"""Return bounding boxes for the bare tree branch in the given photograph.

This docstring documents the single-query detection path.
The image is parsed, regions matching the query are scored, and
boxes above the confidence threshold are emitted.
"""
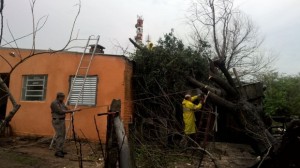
[6,21,22,58]
[1,15,48,47]
[0,0,82,132]
[189,0,274,78]
[29,0,36,55]
[0,54,12,69]
[111,39,131,56]
[0,0,4,45]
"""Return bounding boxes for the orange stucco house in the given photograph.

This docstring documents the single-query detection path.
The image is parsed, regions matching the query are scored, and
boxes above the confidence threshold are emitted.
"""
[0,47,133,141]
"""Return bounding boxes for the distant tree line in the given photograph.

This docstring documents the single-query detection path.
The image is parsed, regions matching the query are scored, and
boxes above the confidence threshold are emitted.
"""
[261,72,300,117]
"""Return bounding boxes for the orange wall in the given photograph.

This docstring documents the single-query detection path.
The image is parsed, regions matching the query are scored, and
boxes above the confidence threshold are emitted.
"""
[0,48,133,141]
[123,60,133,132]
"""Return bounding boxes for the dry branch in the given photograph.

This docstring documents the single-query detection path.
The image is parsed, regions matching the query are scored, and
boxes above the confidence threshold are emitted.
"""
[129,38,143,50]
[187,76,222,96]
[0,77,21,132]
[189,0,273,77]
[0,0,3,45]
[187,76,237,110]
[174,132,221,168]
[0,0,82,133]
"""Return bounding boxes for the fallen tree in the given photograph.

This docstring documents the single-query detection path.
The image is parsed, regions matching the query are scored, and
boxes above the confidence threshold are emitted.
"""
[129,31,210,143]
[129,35,300,167]
[186,0,284,162]
[188,58,277,155]
[186,56,300,167]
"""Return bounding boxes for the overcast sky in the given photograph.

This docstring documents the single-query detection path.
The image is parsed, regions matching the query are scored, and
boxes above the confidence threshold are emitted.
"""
[2,0,300,75]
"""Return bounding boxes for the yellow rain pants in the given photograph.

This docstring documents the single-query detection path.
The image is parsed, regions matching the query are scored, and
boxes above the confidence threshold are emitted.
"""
[182,96,202,135]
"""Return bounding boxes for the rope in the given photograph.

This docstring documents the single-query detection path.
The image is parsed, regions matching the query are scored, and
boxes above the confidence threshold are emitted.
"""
[79,88,201,111]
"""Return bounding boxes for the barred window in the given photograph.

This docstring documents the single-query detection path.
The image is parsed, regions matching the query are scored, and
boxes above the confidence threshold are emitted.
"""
[22,75,47,101]
[68,76,98,106]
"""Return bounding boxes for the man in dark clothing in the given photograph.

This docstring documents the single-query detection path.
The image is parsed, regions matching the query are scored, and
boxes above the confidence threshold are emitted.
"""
[50,92,80,158]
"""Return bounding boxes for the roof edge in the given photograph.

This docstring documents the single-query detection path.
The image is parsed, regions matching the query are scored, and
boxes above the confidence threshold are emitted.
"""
[0,47,132,62]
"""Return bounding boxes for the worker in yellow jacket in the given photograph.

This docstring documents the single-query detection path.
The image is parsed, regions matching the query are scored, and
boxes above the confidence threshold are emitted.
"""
[182,94,203,136]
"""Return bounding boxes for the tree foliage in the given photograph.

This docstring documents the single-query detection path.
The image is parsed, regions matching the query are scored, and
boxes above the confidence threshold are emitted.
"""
[262,72,300,116]
[130,31,210,139]
[132,31,210,94]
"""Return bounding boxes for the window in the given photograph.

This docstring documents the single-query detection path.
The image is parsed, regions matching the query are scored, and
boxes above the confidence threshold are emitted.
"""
[68,76,98,106]
[22,75,47,101]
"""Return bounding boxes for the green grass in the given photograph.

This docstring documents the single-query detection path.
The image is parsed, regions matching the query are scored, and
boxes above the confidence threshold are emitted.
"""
[0,150,42,166]
[14,154,40,165]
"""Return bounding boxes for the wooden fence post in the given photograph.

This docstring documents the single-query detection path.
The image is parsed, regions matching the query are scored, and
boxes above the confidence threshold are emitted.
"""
[104,99,133,168]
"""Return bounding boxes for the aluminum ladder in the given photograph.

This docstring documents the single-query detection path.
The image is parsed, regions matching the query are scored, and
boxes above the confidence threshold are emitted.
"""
[49,35,100,149]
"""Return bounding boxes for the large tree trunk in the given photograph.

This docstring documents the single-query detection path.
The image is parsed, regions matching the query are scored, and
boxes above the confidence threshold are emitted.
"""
[0,77,21,133]
[187,58,278,155]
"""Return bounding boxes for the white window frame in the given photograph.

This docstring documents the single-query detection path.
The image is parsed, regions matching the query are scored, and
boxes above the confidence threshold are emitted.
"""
[68,75,98,106]
[22,75,47,101]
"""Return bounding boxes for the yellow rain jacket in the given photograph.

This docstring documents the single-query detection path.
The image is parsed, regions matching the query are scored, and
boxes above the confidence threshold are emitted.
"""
[182,96,202,135]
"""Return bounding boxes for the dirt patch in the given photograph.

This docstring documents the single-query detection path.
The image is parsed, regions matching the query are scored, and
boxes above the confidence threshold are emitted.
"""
[0,137,104,168]
[0,150,44,168]
[1,137,259,168]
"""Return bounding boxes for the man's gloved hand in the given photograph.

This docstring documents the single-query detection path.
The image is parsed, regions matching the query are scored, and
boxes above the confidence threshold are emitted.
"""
[198,94,204,103]
[200,99,205,104]
[73,108,81,112]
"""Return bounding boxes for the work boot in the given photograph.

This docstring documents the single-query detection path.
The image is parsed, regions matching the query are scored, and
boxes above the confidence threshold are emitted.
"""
[55,151,64,158]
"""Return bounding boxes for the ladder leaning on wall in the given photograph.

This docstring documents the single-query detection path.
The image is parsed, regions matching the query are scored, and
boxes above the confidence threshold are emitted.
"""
[49,35,100,149]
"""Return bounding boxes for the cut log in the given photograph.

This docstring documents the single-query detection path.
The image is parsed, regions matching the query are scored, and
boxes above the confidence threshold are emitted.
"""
[187,76,222,96]
[129,38,143,50]
[189,68,278,155]
[213,59,236,88]
[209,75,239,98]
[206,91,237,111]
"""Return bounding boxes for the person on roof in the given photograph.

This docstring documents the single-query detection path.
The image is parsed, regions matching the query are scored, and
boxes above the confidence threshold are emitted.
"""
[182,94,204,137]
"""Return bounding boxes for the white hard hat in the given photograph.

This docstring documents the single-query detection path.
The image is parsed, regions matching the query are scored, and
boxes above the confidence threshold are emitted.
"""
[185,94,191,98]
